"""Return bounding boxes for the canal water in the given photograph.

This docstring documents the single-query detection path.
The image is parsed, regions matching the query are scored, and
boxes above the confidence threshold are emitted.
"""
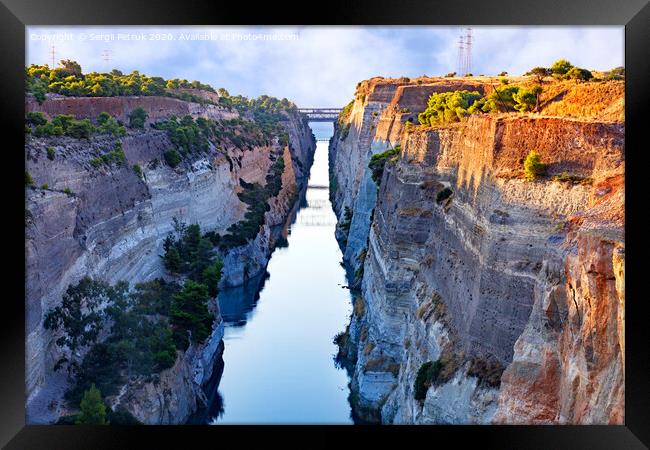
[210,123,354,424]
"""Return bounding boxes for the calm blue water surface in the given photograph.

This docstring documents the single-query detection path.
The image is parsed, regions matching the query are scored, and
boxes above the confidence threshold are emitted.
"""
[211,123,354,424]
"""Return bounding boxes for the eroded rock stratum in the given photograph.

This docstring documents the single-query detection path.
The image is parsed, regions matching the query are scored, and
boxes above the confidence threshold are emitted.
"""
[25,93,315,424]
[329,75,624,424]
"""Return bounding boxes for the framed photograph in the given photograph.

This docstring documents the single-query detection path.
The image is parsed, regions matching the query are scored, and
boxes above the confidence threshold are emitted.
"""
[1,0,648,447]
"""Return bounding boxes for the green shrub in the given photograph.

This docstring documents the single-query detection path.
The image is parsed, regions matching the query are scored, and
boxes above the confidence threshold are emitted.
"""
[566,66,593,82]
[47,147,56,160]
[63,187,73,195]
[25,171,33,187]
[479,85,519,113]
[133,163,142,178]
[164,149,182,168]
[513,85,542,112]
[75,384,108,425]
[170,280,214,349]
[550,59,573,76]
[41,183,49,190]
[97,112,126,136]
[26,111,47,126]
[220,155,286,248]
[604,66,625,80]
[418,91,483,126]
[340,123,351,141]
[368,146,400,184]
[66,119,94,139]
[92,143,126,167]
[414,360,443,401]
[128,107,148,129]
[523,151,546,181]
[34,122,63,137]
[202,260,224,297]
[525,66,551,83]
[339,206,354,233]
[338,100,354,125]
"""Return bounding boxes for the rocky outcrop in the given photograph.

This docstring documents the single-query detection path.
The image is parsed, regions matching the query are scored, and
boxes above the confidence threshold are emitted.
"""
[330,76,624,424]
[108,311,225,424]
[25,95,315,423]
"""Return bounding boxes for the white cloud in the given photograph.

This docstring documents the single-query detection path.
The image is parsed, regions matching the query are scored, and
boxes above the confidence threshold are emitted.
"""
[26,26,624,107]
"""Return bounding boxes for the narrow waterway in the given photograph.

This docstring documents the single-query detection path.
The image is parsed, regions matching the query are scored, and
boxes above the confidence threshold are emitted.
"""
[209,123,354,424]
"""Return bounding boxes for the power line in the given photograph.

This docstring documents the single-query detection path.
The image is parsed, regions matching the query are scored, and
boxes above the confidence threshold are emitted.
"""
[456,27,474,76]
[49,46,57,68]
[465,27,473,75]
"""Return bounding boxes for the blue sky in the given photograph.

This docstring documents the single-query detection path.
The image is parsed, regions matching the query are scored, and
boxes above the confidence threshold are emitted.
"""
[26,26,624,107]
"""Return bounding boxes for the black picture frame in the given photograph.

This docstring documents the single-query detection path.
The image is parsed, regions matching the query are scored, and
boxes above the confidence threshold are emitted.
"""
[1,0,648,448]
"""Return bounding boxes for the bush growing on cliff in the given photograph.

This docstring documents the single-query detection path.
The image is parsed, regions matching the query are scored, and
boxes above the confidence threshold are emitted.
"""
[66,118,94,139]
[512,85,542,112]
[202,260,225,297]
[128,107,148,129]
[339,206,354,233]
[90,143,126,168]
[97,112,126,136]
[25,171,33,187]
[414,360,443,401]
[44,277,116,375]
[170,280,214,349]
[605,66,625,80]
[523,151,546,181]
[163,148,182,168]
[219,155,286,249]
[162,220,225,295]
[47,277,185,406]
[338,100,354,125]
[25,111,47,126]
[340,123,351,141]
[479,85,519,113]
[368,146,400,184]
[566,66,594,82]
[417,91,483,126]
[76,384,108,425]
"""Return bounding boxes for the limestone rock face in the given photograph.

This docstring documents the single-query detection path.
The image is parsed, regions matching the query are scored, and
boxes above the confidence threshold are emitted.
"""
[330,76,624,424]
[25,96,315,423]
[109,313,226,425]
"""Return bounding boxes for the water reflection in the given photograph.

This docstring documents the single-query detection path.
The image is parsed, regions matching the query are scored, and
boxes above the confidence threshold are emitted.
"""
[201,127,354,424]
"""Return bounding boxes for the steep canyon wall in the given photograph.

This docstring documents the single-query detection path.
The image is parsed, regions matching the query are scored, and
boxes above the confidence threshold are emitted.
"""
[330,76,624,424]
[25,94,315,423]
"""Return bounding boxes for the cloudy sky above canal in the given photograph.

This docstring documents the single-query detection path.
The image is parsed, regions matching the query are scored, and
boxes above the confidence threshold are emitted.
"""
[27,26,624,108]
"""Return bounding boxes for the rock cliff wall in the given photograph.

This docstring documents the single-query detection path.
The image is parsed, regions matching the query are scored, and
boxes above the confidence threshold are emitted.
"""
[25,95,315,423]
[330,76,624,424]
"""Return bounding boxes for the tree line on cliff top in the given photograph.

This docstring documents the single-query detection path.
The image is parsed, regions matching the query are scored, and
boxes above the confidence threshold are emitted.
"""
[416,59,623,128]
[25,59,299,119]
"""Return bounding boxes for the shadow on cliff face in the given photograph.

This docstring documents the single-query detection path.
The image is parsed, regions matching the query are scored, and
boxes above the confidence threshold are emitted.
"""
[186,350,225,424]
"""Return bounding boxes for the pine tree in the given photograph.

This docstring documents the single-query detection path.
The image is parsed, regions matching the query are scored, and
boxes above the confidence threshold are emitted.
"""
[170,280,213,348]
[76,384,108,425]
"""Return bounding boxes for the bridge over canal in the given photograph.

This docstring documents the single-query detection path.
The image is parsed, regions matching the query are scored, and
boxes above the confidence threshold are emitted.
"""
[298,108,342,122]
